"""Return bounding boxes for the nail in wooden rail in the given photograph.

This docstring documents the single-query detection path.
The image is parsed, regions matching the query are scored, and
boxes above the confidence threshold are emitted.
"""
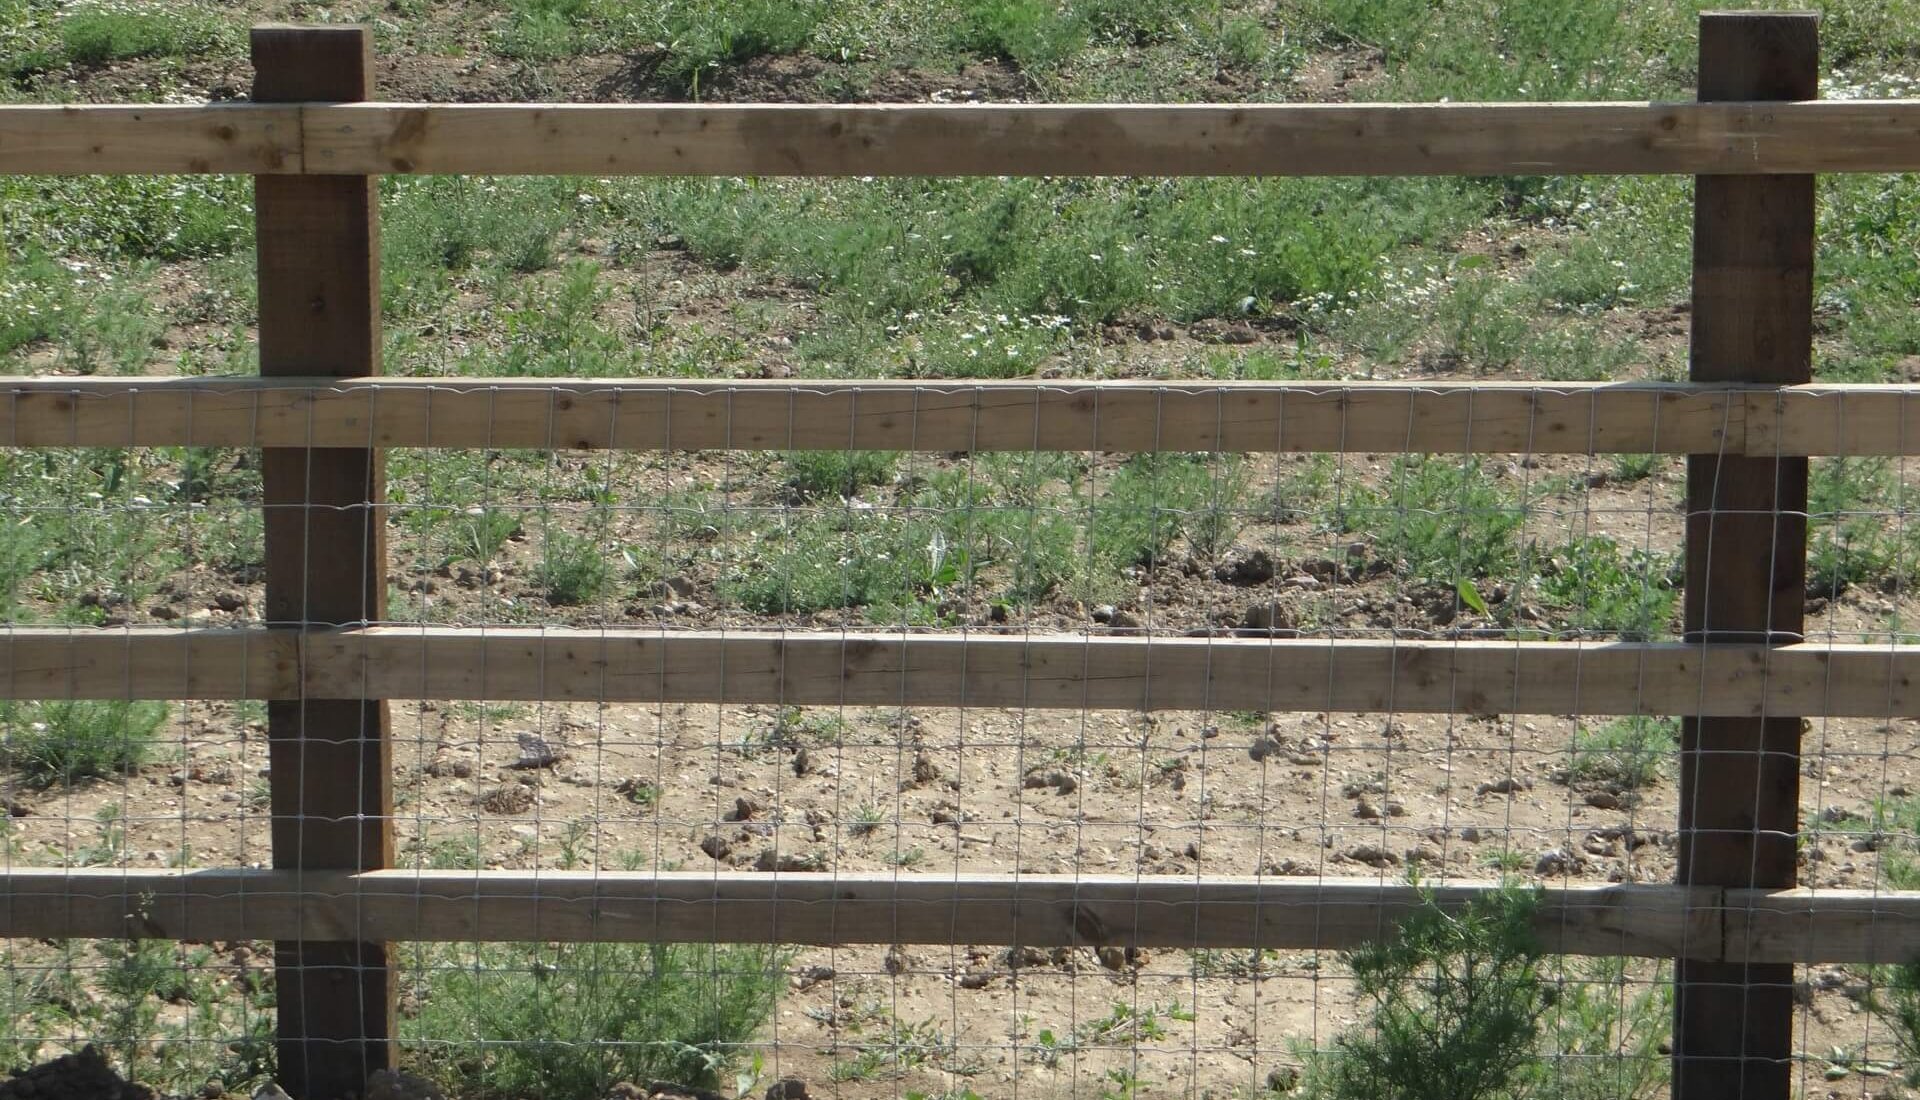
[1676,12,1816,1100]
[252,24,396,1100]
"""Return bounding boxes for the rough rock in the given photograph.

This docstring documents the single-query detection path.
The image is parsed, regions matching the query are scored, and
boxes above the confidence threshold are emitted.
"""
[510,731,567,769]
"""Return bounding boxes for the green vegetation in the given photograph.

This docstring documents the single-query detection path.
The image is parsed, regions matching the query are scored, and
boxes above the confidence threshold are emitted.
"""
[1,3,1915,1091]
[1565,716,1678,794]
[2,936,274,1093]
[1031,1000,1193,1068]
[1,700,168,786]
[1303,885,1549,1100]
[1809,457,1912,598]
[405,942,787,1097]
[58,1,230,65]
[536,527,613,606]
[830,1016,954,1081]
[1345,458,1526,587]
[1535,538,1678,641]
[1301,886,1672,1100]
[784,450,899,500]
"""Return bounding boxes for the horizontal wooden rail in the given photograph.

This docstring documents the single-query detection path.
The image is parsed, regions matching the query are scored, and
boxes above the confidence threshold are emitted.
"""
[9,627,1920,717]
[0,869,1910,964]
[0,104,302,175]
[5,101,1920,177]
[8,376,1911,456]
[1,376,1753,453]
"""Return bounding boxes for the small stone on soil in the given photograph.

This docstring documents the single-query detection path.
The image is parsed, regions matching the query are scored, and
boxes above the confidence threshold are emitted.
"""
[1346,845,1401,867]
[510,731,567,769]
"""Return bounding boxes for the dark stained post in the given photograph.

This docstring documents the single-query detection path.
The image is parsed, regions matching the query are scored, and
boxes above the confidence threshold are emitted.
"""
[252,24,396,1100]
[1677,11,1817,1100]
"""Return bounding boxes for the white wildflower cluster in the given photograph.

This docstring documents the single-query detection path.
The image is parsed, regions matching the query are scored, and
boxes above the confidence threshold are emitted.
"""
[1375,261,1448,309]
[919,309,1071,372]
[0,259,68,336]
[1821,70,1920,101]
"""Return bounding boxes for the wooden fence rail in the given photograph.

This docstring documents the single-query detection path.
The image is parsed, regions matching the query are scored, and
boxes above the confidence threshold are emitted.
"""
[5,870,1916,967]
[7,99,1920,177]
[4,376,1920,454]
[4,628,1920,718]
[0,11,1909,1100]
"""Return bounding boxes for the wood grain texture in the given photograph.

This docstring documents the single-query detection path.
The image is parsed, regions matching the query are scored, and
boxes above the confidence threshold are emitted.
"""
[4,100,1916,178]
[11,628,1920,719]
[0,869,1717,959]
[299,630,1920,717]
[23,376,1920,455]
[0,377,1746,454]
[0,627,296,698]
[6,871,1917,964]
[252,24,394,1099]
[0,104,301,174]
[1677,14,1818,1100]
[301,101,1920,177]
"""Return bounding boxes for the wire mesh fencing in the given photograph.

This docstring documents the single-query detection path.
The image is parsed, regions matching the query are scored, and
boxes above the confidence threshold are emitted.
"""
[6,10,1920,1100]
[1,379,1918,1100]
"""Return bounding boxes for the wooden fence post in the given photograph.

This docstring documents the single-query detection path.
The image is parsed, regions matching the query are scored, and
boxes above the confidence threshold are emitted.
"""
[1677,11,1817,1100]
[252,24,396,1100]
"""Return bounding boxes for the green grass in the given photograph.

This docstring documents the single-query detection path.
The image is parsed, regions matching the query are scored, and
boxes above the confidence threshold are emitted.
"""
[657,0,828,92]
[1535,957,1671,1100]
[536,527,613,606]
[405,941,788,1098]
[1565,716,1678,793]
[58,1,231,65]
[1343,457,1527,587]
[1809,457,1911,597]
[720,452,1086,616]
[1535,538,1678,641]
[1,700,169,786]
[784,450,899,500]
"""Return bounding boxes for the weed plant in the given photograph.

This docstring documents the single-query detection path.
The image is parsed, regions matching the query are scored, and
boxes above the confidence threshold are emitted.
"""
[0,700,167,787]
[1302,884,1549,1100]
[405,942,788,1096]
[1565,716,1677,794]
[1535,538,1678,641]
[1343,457,1526,588]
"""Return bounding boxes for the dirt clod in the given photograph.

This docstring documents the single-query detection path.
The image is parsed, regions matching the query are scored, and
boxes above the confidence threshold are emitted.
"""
[479,783,535,814]
[1241,601,1292,631]
[791,964,835,990]
[1346,844,1402,867]
[1215,548,1277,585]
[753,849,825,872]
[367,1069,448,1100]
[763,1079,811,1100]
[0,1046,156,1100]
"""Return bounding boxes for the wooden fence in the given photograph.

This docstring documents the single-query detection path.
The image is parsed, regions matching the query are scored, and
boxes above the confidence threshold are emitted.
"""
[1,11,1916,1100]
